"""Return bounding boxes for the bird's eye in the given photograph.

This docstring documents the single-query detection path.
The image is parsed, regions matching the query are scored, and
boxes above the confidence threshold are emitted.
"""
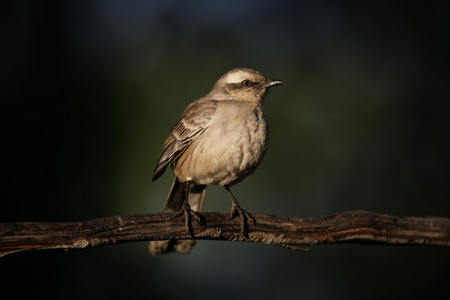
[242,80,251,87]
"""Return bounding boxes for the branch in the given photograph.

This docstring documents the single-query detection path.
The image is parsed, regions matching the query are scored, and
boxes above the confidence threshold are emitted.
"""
[1,210,449,257]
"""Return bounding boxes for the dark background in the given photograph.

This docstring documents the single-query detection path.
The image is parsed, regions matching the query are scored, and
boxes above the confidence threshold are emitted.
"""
[1,0,449,299]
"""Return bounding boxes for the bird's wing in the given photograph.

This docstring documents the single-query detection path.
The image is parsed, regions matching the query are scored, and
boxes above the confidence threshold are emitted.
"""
[152,99,217,181]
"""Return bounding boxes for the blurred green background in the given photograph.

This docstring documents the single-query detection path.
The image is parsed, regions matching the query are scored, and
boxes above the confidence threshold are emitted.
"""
[1,0,449,299]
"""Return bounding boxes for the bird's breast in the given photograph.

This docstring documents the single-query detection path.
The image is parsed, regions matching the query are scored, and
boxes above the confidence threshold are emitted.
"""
[173,103,268,186]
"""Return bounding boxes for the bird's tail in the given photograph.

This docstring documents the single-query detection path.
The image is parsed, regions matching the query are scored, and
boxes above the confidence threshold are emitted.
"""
[149,177,206,256]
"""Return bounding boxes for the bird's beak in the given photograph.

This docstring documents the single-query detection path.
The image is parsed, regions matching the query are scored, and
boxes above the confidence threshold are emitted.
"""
[261,79,284,89]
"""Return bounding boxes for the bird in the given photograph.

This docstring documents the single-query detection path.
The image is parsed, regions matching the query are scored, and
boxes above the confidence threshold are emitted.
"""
[149,68,284,255]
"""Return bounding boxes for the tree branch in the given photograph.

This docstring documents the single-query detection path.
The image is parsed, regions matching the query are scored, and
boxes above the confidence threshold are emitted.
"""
[1,210,449,257]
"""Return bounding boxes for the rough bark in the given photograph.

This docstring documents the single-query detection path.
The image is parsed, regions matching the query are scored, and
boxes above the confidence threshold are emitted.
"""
[1,210,449,257]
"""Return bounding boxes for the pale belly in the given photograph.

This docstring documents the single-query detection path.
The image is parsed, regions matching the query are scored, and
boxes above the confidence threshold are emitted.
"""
[173,107,268,186]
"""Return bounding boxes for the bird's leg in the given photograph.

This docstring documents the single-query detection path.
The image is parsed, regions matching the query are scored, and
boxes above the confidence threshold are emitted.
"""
[173,181,203,236]
[225,185,257,235]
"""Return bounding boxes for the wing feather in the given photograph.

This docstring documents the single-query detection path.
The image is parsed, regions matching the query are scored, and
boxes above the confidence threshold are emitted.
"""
[152,99,217,181]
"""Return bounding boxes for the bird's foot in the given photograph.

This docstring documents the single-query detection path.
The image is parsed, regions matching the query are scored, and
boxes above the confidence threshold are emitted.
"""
[230,203,257,236]
[174,200,204,236]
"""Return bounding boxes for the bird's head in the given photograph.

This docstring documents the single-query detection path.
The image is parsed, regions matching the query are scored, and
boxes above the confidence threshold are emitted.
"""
[211,68,284,102]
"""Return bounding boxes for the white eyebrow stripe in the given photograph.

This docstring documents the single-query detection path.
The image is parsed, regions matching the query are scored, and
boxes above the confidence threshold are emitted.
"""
[225,72,247,84]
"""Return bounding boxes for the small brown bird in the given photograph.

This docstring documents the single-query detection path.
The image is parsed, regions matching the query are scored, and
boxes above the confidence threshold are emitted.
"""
[149,68,284,255]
